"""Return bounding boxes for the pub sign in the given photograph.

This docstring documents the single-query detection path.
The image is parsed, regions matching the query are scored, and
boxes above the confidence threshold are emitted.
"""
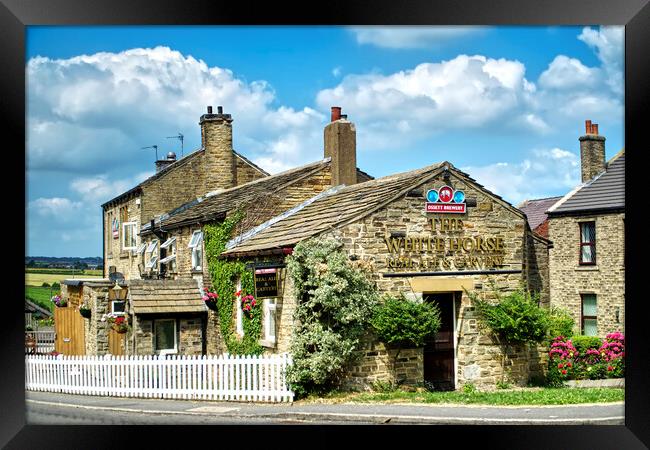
[254,268,279,298]
[426,185,466,213]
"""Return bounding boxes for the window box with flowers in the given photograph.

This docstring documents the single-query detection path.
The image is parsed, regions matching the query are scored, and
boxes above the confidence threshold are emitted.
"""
[51,295,67,308]
[203,290,219,311]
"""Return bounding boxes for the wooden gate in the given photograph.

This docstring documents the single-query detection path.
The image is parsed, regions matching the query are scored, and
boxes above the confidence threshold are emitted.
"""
[108,328,126,355]
[54,307,86,355]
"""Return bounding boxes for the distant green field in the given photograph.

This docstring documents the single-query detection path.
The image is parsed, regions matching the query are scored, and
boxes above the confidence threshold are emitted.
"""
[25,285,57,313]
[25,271,103,286]
[25,268,103,276]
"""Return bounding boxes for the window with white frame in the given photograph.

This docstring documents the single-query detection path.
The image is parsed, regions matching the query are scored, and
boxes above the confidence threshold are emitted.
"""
[122,222,138,250]
[235,277,243,336]
[136,242,147,255]
[154,319,177,354]
[111,300,126,315]
[160,237,177,272]
[145,240,159,271]
[188,230,203,271]
[263,298,277,343]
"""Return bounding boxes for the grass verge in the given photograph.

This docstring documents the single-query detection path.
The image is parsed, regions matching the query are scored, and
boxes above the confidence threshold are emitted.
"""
[299,387,624,406]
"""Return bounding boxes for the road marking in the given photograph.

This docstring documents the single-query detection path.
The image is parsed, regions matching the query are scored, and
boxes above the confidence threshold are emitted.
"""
[186,406,239,413]
[26,400,623,424]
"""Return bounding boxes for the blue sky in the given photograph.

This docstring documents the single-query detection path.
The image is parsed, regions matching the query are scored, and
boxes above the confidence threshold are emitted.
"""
[25,26,624,257]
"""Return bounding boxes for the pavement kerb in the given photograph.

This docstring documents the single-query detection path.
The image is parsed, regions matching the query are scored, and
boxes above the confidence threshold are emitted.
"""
[26,399,624,425]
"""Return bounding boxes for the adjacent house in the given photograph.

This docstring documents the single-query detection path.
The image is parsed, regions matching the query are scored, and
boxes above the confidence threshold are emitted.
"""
[546,122,625,337]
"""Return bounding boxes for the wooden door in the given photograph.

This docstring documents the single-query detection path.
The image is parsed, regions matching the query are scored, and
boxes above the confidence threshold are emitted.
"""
[108,328,126,355]
[423,293,455,390]
[54,307,86,355]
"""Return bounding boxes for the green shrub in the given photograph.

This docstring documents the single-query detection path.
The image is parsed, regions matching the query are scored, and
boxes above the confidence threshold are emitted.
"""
[51,282,61,289]
[371,294,441,348]
[372,380,398,393]
[546,307,575,341]
[496,380,512,390]
[41,282,50,287]
[469,287,548,345]
[285,238,379,397]
[571,335,602,356]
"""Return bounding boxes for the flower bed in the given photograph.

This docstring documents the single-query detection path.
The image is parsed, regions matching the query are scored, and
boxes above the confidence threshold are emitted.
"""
[51,295,67,308]
[547,332,624,386]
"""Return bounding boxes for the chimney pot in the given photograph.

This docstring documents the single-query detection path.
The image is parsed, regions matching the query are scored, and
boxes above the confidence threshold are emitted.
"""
[579,120,606,182]
[207,106,213,114]
[331,106,342,122]
[341,114,348,120]
[593,123,599,135]
[217,106,223,114]
[585,120,592,134]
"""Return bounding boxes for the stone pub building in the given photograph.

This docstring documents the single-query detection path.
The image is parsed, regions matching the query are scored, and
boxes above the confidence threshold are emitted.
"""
[57,107,623,391]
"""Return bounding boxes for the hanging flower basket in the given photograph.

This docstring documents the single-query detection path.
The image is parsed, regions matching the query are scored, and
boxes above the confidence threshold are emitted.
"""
[237,291,257,319]
[79,304,92,318]
[202,290,219,311]
[107,315,129,333]
[51,295,67,308]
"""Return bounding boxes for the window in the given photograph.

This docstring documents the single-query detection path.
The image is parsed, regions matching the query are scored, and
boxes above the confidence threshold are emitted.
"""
[122,222,138,250]
[581,294,598,336]
[579,221,596,264]
[154,319,177,354]
[111,300,126,315]
[145,255,158,270]
[188,230,203,271]
[146,239,159,254]
[136,242,147,254]
[235,278,243,336]
[160,237,177,272]
[264,298,277,343]
[106,211,114,242]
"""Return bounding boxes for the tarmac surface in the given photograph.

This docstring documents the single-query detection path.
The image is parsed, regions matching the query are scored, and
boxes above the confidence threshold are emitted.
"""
[25,391,625,425]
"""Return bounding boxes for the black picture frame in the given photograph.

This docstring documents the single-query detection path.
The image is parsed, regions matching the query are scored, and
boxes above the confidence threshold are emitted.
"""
[5,0,648,447]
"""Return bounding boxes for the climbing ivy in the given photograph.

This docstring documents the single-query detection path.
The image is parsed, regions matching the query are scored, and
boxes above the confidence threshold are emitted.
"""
[203,211,263,355]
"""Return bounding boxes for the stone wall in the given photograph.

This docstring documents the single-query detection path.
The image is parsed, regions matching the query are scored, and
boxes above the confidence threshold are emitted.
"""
[548,212,625,336]
[236,156,267,185]
[526,232,551,308]
[104,196,145,280]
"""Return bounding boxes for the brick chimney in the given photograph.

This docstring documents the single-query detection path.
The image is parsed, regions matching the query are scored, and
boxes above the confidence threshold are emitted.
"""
[579,120,606,183]
[200,105,237,191]
[324,106,357,186]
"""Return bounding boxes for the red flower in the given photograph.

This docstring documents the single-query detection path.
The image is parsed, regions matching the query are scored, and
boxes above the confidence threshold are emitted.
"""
[566,362,572,368]
[557,363,563,369]
[235,290,242,297]
[607,366,614,371]
[561,370,567,375]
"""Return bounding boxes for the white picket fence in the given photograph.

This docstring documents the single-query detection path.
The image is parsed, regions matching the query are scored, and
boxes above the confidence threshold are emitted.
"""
[25,353,294,403]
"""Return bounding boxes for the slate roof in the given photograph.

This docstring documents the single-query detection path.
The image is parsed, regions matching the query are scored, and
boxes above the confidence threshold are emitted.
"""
[518,197,563,230]
[141,158,334,233]
[222,161,525,256]
[101,149,269,208]
[128,279,206,314]
[547,151,625,216]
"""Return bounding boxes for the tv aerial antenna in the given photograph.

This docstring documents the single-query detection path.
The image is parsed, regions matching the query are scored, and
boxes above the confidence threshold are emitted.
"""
[141,145,159,161]
[166,133,184,157]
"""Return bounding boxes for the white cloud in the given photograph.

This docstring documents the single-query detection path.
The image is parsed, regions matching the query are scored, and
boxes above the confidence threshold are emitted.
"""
[350,26,487,49]
[461,148,580,205]
[332,66,342,78]
[28,197,83,221]
[316,55,536,149]
[27,46,324,175]
[538,55,600,90]
[578,26,624,95]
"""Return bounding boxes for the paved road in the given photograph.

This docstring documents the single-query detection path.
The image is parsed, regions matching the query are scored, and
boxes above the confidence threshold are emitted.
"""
[25,391,624,425]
